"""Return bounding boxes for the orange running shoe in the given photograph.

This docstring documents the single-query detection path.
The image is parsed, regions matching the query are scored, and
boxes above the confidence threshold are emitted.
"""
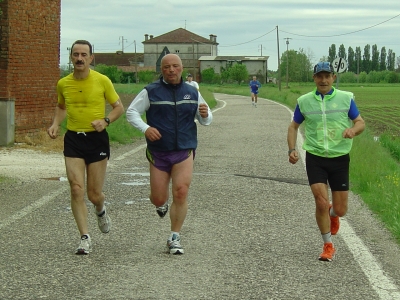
[329,204,340,235]
[318,242,336,261]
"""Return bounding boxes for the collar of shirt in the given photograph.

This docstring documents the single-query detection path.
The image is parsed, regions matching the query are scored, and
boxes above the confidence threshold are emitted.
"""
[316,88,333,99]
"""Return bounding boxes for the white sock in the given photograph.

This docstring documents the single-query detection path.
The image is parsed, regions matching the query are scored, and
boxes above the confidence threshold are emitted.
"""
[322,232,332,243]
[81,234,90,240]
[97,207,105,216]
[330,207,337,217]
[170,232,180,240]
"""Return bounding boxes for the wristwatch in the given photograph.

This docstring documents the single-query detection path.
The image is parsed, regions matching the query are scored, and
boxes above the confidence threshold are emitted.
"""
[288,149,296,155]
[104,117,110,126]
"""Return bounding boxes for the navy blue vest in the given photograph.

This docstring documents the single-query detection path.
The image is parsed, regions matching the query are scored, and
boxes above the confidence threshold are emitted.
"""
[145,78,199,151]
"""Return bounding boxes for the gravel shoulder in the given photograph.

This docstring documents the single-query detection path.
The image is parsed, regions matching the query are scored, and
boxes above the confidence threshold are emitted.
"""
[0,147,66,182]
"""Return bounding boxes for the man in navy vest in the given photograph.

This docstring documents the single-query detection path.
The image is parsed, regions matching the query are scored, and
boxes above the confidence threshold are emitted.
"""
[126,54,212,254]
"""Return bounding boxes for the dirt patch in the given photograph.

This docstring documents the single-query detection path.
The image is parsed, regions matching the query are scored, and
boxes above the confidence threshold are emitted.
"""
[106,93,136,113]
[119,93,136,108]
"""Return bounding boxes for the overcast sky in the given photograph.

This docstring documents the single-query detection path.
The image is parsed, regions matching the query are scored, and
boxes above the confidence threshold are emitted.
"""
[60,1,400,71]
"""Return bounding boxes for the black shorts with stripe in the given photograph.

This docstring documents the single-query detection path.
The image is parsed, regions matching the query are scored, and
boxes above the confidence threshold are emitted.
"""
[64,130,110,165]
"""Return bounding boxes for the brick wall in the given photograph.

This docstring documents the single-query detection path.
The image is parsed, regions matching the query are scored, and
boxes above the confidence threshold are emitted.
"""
[0,0,61,141]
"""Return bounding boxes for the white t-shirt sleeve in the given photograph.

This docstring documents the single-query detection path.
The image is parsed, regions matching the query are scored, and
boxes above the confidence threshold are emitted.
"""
[196,92,212,125]
[126,89,151,133]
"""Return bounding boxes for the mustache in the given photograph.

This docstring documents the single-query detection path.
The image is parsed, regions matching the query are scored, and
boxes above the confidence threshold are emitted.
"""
[76,61,84,65]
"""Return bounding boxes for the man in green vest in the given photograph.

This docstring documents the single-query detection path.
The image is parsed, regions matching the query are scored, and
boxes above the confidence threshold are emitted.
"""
[287,62,365,262]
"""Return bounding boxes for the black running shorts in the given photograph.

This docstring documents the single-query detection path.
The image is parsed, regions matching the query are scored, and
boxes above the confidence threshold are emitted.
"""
[64,130,110,164]
[305,152,350,191]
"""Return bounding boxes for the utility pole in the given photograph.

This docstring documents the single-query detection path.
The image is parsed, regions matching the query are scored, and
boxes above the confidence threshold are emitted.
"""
[285,38,292,88]
[357,52,360,83]
[119,36,127,52]
[67,47,72,73]
[92,44,95,68]
[134,40,138,83]
[276,26,281,91]
[192,40,195,80]
[259,44,263,56]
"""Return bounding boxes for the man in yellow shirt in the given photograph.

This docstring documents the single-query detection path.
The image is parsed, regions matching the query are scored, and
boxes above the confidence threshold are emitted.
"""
[47,40,124,254]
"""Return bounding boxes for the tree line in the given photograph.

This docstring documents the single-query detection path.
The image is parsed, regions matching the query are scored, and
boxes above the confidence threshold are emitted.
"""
[59,42,400,85]
[279,44,400,83]
[328,44,397,73]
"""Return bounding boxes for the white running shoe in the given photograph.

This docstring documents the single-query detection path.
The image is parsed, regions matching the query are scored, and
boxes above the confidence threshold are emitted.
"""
[75,235,92,255]
[156,203,169,218]
[96,207,111,233]
[167,233,184,255]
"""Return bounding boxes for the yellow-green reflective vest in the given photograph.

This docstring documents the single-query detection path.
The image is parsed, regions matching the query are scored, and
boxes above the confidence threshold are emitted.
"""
[298,87,353,158]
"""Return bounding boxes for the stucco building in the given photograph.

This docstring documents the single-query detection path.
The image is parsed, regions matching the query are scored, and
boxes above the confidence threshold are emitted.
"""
[142,28,218,80]
[198,56,269,84]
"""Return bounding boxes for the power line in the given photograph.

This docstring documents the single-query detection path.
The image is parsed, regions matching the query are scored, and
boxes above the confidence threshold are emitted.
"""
[280,13,400,38]
[219,27,276,47]
[218,13,400,49]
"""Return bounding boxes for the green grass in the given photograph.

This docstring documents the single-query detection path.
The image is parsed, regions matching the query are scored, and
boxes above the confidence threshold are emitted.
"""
[107,114,145,144]
[204,82,400,243]
[0,176,13,183]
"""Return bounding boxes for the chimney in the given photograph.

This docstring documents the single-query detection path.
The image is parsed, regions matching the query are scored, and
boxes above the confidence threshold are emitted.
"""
[210,34,217,43]
[150,35,154,39]
[145,34,149,41]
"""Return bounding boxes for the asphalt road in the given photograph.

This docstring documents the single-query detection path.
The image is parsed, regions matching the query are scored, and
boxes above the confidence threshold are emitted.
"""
[1,93,400,300]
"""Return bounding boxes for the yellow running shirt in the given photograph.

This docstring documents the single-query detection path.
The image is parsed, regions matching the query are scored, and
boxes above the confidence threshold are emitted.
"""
[57,70,119,132]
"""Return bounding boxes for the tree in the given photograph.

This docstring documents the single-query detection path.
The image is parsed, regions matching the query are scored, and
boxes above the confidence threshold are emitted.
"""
[138,70,156,84]
[94,64,123,83]
[201,67,216,84]
[320,55,329,63]
[380,47,387,71]
[371,44,379,71]
[229,63,248,84]
[328,44,336,63]
[280,50,294,83]
[297,48,313,82]
[304,48,315,82]
[59,65,70,78]
[385,71,399,83]
[355,47,362,74]
[339,71,357,83]
[387,49,396,71]
[220,67,230,83]
[366,71,380,83]
[396,56,400,72]
[362,44,371,73]
[338,44,347,61]
[358,71,367,83]
[348,47,355,73]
